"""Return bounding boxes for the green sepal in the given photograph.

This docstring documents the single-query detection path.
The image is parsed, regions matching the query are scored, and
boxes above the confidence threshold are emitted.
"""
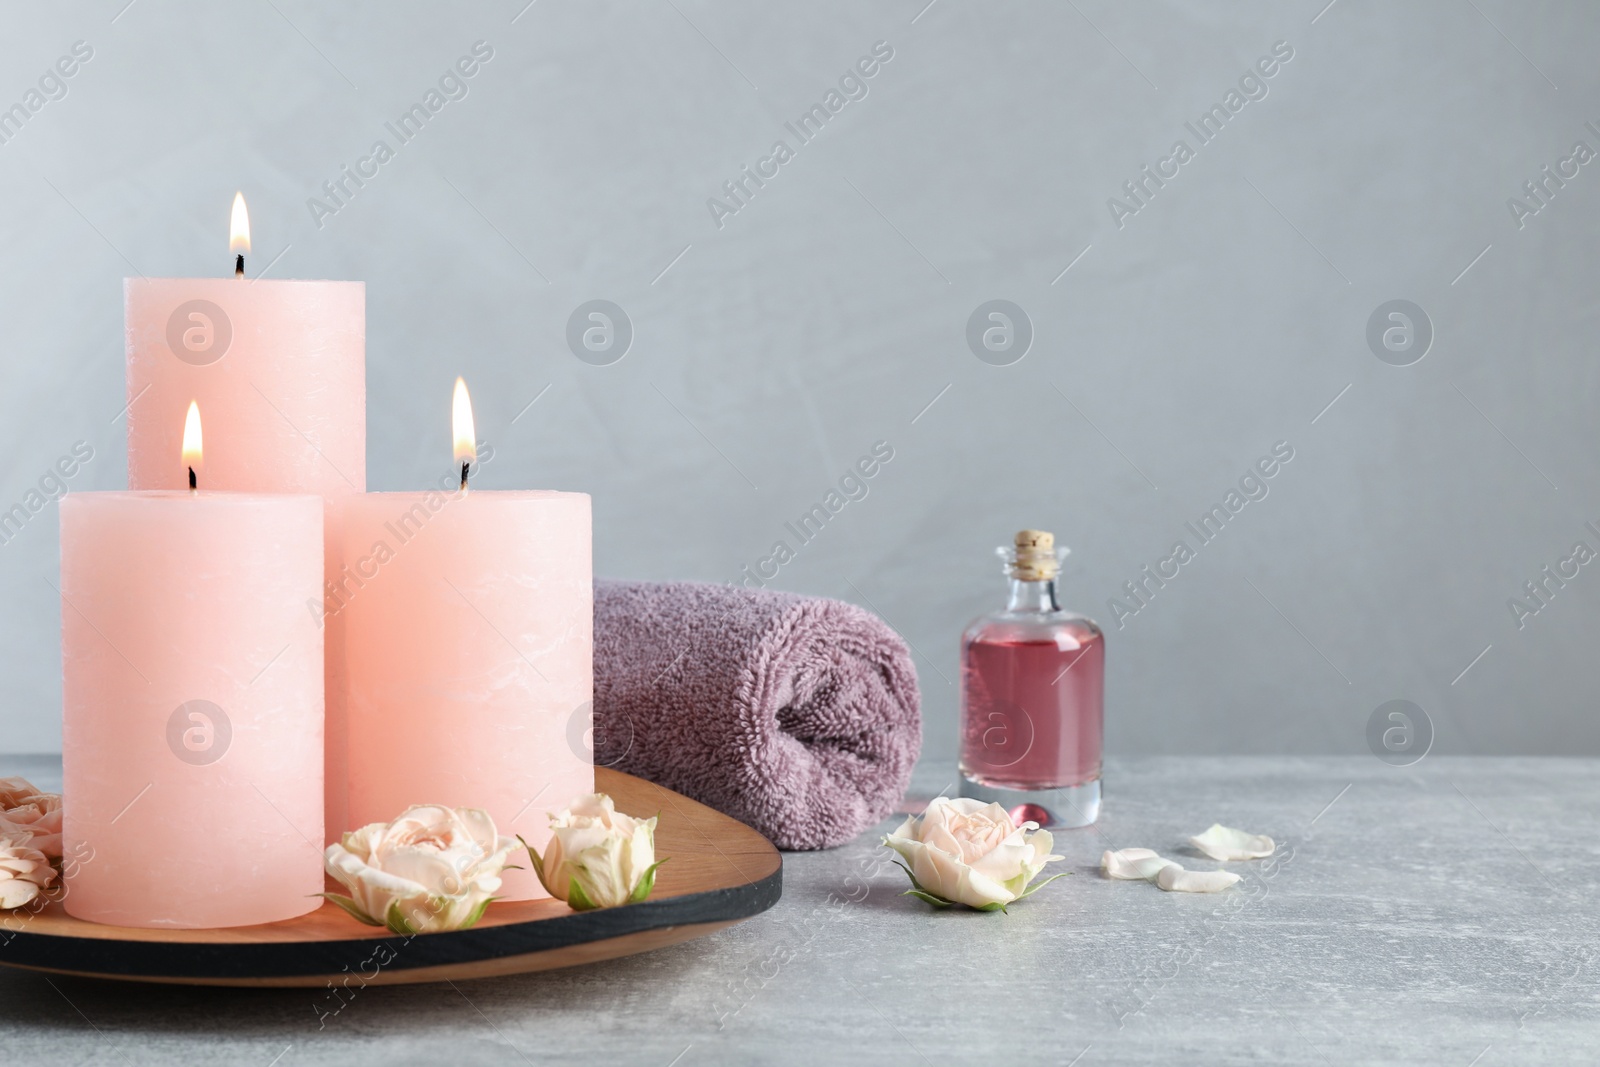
[889,857,1027,913]
[1011,872,1070,901]
[518,834,555,898]
[565,876,599,912]
[890,860,958,909]
[385,900,421,936]
[629,858,668,904]
[458,896,496,930]
[316,893,381,927]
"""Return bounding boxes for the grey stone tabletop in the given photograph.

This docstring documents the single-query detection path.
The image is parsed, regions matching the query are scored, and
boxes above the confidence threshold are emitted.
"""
[3,754,1596,1066]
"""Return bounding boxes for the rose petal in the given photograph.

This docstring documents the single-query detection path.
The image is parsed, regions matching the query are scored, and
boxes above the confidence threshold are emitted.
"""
[0,877,41,909]
[0,778,44,810]
[341,823,385,860]
[382,846,468,896]
[539,795,663,909]
[1189,824,1274,862]
[323,805,515,930]
[624,821,655,888]
[940,797,993,819]
[562,793,615,823]
[907,838,961,901]
[454,808,500,853]
[947,858,1016,909]
[551,816,615,859]
[572,837,631,907]
[1101,848,1178,881]
[886,813,919,843]
[381,805,466,854]
[905,836,1014,907]
[0,839,53,886]
[967,826,1036,883]
[1155,865,1241,893]
[26,834,62,861]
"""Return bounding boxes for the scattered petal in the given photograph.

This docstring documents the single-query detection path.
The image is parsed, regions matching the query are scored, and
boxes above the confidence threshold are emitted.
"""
[1189,824,1274,861]
[1101,848,1178,881]
[1155,865,1241,893]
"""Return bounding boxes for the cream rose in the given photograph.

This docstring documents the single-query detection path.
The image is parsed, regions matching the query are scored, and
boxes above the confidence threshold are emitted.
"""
[0,833,56,910]
[525,793,663,910]
[323,805,517,934]
[883,796,1064,911]
[0,777,62,861]
[0,777,43,808]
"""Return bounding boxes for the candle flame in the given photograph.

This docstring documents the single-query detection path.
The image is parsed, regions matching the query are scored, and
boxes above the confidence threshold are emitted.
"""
[452,377,476,470]
[182,401,203,470]
[229,192,250,255]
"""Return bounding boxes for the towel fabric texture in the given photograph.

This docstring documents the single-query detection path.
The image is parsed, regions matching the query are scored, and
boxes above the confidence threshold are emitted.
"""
[592,580,922,850]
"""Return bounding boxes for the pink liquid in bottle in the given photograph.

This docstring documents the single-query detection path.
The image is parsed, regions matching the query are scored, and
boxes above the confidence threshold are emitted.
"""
[959,531,1104,828]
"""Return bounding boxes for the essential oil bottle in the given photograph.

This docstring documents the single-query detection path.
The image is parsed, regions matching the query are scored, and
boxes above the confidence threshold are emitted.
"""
[959,529,1104,828]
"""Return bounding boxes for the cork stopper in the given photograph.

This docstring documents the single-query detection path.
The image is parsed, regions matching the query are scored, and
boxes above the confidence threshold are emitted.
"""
[1011,529,1059,581]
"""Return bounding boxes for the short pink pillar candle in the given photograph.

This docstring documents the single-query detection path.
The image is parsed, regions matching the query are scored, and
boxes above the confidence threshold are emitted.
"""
[333,489,593,902]
[60,491,325,929]
[125,275,364,843]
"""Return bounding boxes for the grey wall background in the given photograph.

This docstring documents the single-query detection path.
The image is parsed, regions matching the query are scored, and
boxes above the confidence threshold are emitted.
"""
[1,1,1595,763]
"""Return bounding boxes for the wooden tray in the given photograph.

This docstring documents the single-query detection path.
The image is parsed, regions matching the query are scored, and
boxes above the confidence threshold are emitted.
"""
[0,768,781,987]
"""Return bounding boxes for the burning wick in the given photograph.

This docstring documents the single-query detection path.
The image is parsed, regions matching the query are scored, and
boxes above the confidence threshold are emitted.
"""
[230,191,250,280]
[452,377,476,494]
[182,400,203,494]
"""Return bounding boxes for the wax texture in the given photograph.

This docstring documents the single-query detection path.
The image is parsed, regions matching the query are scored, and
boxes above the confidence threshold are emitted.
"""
[124,278,365,495]
[60,492,325,929]
[334,490,593,901]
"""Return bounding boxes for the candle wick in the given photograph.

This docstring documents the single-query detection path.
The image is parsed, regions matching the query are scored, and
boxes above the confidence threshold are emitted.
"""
[460,461,469,493]
[188,467,197,491]
[235,254,245,279]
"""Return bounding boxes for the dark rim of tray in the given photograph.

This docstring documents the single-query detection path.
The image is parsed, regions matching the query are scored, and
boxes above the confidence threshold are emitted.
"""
[0,864,781,981]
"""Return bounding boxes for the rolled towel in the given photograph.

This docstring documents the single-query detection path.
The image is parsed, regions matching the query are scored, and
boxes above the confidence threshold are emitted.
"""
[592,579,921,850]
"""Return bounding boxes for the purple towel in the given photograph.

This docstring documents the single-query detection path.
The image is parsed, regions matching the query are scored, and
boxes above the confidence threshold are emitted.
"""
[592,580,921,850]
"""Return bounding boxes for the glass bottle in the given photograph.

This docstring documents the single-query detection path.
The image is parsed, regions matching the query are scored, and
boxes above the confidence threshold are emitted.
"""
[959,529,1104,828]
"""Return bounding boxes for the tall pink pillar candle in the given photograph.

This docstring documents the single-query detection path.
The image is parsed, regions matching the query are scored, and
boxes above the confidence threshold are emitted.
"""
[125,277,364,843]
[333,490,592,902]
[60,491,324,929]
[124,279,364,494]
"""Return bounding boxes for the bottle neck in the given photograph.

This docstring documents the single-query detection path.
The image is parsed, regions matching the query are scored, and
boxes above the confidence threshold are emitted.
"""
[1006,577,1061,614]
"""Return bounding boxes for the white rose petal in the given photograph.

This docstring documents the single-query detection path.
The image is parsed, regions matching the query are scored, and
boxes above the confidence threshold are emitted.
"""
[884,796,1063,910]
[323,804,515,933]
[1155,865,1241,893]
[0,836,56,911]
[0,777,47,809]
[0,779,63,862]
[537,793,660,910]
[1101,847,1178,881]
[1189,824,1275,862]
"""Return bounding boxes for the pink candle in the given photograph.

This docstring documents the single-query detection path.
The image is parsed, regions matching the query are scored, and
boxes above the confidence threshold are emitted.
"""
[60,486,325,929]
[123,197,364,843]
[335,381,592,901]
[123,276,364,494]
